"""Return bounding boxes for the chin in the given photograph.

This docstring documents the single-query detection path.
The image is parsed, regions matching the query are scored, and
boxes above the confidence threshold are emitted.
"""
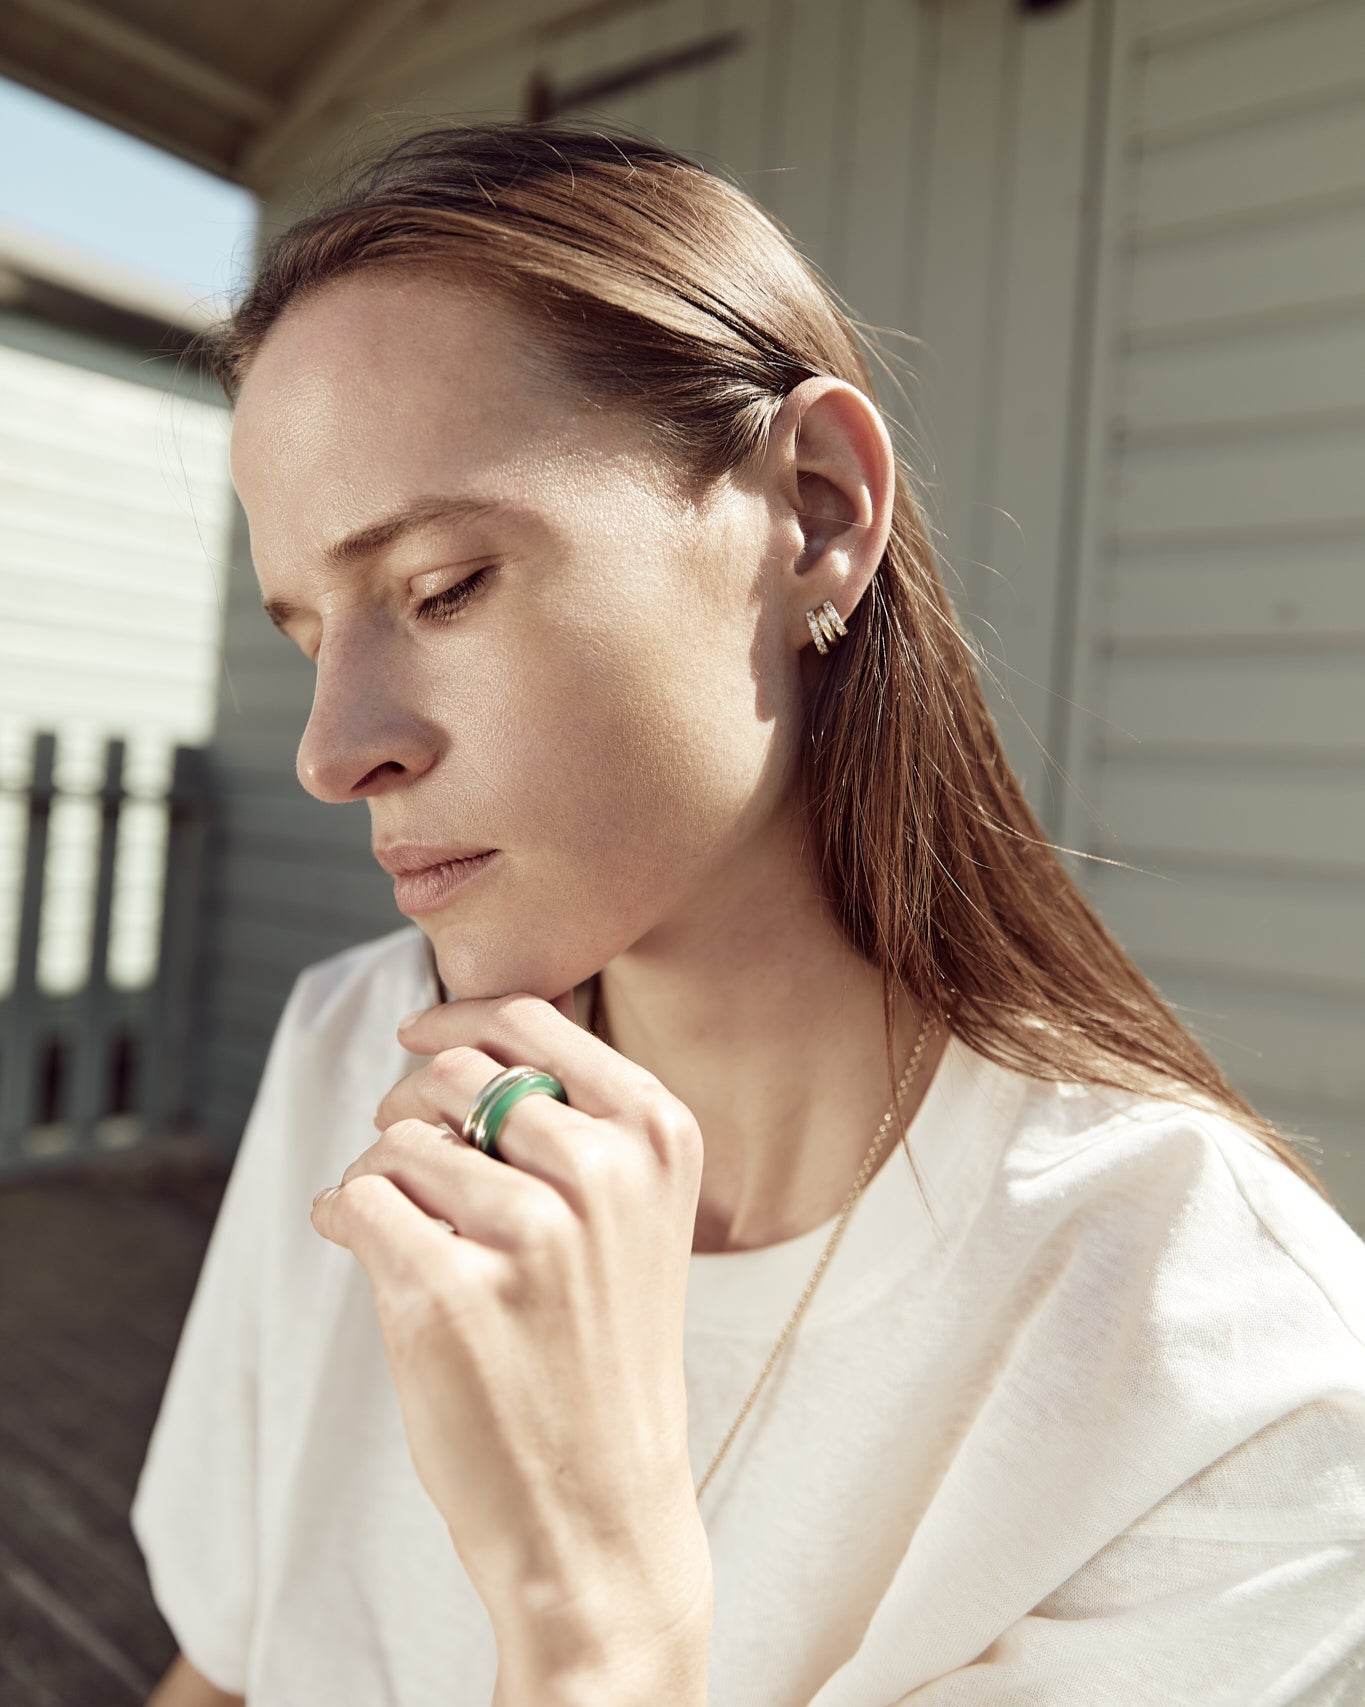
[423,917,593,1006]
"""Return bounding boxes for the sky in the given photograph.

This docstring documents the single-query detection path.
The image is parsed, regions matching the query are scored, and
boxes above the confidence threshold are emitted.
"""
[0,74,259,310]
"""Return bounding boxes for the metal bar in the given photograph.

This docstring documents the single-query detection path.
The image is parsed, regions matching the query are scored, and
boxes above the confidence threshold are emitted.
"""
[65,738,125,1151]
[138,745,210,1139]
[546,31,744,118]
[0,732,55,1152]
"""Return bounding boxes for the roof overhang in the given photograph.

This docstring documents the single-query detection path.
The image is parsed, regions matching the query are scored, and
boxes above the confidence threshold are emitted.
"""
[0,0,766,194]
[0,0,455,191]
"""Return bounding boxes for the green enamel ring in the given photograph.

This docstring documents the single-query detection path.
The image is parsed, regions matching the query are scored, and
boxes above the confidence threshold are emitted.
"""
[462,1066,568,1161]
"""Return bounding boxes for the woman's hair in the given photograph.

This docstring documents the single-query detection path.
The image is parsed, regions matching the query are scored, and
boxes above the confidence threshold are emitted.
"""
[201,118,1333,1222]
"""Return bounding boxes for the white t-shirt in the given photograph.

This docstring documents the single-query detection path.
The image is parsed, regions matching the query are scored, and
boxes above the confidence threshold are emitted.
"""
[131,923,1365,1706]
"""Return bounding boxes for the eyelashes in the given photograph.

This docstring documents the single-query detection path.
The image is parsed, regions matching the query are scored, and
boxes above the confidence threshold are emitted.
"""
[294,567,497,660]
[416,565,495,624]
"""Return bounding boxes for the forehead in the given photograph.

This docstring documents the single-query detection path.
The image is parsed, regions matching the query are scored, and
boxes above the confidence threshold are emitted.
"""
[226,271,677,574]
[229,272,568,481]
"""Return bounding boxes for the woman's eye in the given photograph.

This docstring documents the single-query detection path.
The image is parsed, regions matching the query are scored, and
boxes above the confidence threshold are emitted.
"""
[416,566,493,624]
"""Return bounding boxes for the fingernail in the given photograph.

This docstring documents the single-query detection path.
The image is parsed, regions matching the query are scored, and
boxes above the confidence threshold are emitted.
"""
[312,1186,334,1208]
[397,1009,425,1032]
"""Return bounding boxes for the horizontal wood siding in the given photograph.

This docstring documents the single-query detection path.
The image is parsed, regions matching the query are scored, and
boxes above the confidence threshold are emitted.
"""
[1055,0,1365,1221]
[0,326,232,999]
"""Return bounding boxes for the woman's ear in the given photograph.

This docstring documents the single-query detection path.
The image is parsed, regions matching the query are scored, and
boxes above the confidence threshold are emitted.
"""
[766,376,897,642]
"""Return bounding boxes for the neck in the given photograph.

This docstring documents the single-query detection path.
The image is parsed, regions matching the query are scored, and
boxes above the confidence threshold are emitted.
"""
[572,819,945,1255]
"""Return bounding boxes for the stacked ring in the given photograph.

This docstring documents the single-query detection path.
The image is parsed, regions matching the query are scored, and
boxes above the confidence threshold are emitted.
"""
[461,1066,568,1161]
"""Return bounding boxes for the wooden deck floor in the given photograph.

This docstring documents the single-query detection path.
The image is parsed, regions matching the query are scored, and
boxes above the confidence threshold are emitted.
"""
[0,1143,231,1705]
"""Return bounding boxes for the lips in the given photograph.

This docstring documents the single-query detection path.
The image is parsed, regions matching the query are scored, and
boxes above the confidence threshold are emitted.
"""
[390,850,499,917]
[373,841,495,876]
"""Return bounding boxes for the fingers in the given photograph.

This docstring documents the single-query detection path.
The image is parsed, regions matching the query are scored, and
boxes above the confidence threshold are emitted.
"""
[375,1041,536,1135]
[395,992,654,1122]
[327,1118,565,1254]
[374,1044,619,1212]
[373,1044,505,1134]
[310,1169,483,1310]
[372,992,700,1215]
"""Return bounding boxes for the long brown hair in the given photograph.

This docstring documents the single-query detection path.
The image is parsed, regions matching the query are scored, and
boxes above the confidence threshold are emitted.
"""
[201,119,1332,1219]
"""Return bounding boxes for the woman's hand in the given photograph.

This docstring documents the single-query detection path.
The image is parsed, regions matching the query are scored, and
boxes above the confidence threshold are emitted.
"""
[308,987,713,1695]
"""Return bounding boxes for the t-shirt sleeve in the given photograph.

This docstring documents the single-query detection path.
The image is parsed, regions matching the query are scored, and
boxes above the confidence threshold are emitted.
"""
[895,1309,1365,1704]
[896,1523,1365,1704]
[128,973,312,1696]
[890,1110,1365,1706]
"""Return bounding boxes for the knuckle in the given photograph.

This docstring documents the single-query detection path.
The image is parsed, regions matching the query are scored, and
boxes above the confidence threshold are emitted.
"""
[642,1094,702,1162]
[514,1192,568,1259]
[379,1117,427,1149]
[334,1170,390,1217]
[434,1044,482,1083]
[566,1135,615,1187]
[338,1141,383,1186]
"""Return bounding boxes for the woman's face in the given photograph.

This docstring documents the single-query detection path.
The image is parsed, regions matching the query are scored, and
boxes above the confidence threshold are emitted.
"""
[229,270,814,1000]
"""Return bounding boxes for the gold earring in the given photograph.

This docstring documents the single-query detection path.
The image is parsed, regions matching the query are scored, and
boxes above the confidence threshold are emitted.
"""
[805,599,848,656]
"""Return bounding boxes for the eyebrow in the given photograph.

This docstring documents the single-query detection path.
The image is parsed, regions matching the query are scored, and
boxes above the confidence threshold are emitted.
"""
[261,494,514,631]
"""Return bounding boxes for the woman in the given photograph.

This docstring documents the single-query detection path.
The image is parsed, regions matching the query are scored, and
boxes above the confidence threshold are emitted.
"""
[133,122,1365,1707]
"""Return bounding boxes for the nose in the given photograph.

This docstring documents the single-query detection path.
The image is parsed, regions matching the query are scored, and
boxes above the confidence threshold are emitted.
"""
[295,623,440,803]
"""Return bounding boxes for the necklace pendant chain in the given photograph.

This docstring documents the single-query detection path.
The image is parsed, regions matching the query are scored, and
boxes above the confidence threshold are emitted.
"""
[587,979,935,1509]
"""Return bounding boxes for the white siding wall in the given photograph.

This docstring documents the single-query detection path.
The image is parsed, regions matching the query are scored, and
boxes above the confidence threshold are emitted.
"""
[1053,0,1365,1221]
[204,0,1363,1229]
[0,321,232,999]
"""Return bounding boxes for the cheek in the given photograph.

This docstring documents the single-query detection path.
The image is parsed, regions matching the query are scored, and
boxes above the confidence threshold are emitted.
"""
[419,538,805,992]
[507,602,798,884]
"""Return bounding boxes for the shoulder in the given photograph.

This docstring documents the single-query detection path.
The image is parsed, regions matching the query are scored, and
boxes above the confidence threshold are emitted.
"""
[994,1064,1365,1354]
[954,1054,1365,1541]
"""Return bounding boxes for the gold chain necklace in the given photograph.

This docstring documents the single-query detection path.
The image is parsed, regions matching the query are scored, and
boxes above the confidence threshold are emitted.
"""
[587,974,935,1506]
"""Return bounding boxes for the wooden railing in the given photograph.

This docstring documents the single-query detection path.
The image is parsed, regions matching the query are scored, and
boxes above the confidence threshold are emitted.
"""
[0,730,210,1177]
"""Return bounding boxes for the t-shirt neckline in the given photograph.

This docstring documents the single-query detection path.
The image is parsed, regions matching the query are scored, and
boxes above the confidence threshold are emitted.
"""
[683,1031,995,1337]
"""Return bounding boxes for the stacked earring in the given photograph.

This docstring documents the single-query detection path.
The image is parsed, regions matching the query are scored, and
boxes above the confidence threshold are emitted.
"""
[805,599,848,655]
